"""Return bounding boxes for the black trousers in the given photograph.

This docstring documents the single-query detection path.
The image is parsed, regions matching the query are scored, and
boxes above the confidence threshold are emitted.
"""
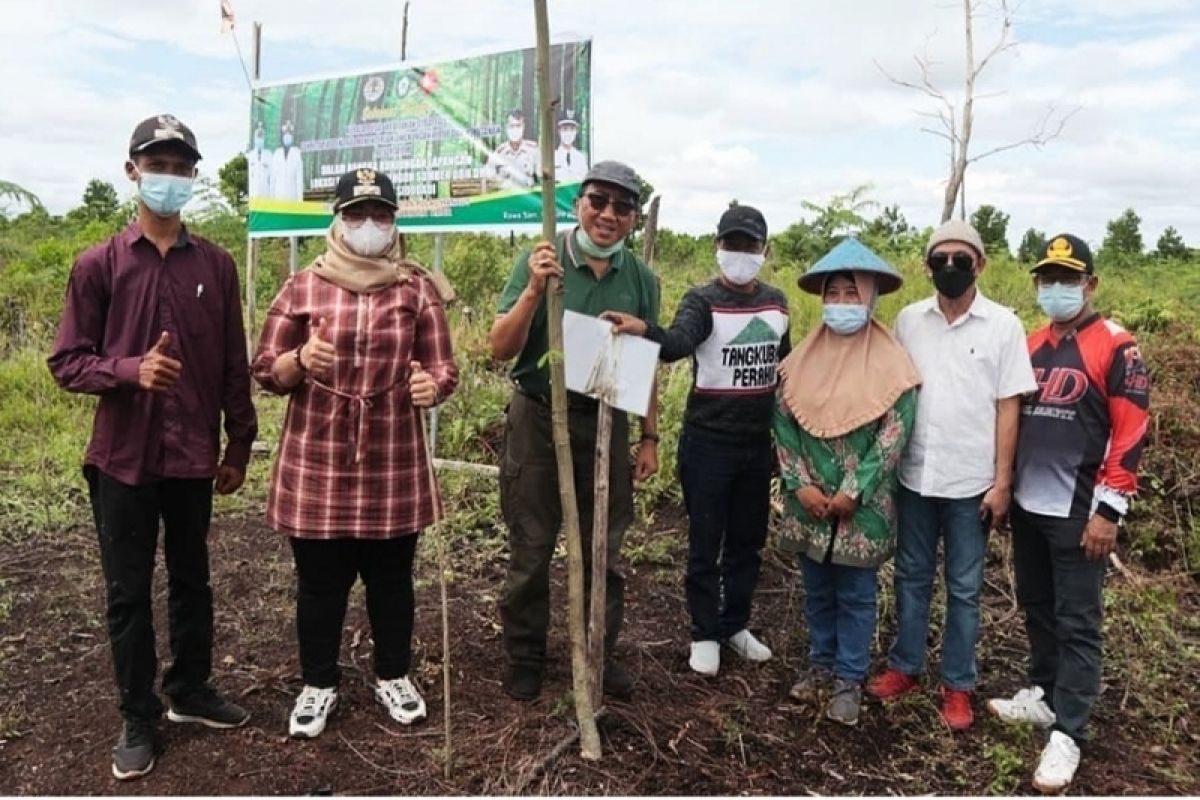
[289,535,419,688]
[678,427,773,641]
[1011,503,1107,744]
[86,467,215,723]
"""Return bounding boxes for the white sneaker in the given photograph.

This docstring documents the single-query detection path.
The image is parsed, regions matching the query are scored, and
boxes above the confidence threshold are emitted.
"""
[987,686,1056,729]
[726,629,772,662]
[689,640,720,676]
[1033,731,1080,793]
[376,676,427,725]
[289,685,338,738]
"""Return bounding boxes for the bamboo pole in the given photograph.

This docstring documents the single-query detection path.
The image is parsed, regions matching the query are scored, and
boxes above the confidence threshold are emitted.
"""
[533,0,602,761]
[587,396,611,712]
[418,405,453,778]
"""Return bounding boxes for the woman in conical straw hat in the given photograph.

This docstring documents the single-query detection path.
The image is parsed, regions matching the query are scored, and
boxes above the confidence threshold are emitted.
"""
[774,237,920,727]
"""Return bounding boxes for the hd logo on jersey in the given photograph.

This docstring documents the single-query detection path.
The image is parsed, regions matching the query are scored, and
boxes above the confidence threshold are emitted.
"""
[1033,367,1089,405]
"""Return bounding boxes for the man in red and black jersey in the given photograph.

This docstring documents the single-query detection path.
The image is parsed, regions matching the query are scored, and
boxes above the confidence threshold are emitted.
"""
[987,234,1150,793]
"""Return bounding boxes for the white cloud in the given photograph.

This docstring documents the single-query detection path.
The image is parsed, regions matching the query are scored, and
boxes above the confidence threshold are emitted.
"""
[0,0,1195,247]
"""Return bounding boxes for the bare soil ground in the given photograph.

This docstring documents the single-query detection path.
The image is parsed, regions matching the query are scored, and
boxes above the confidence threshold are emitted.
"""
[0,505,1197,796]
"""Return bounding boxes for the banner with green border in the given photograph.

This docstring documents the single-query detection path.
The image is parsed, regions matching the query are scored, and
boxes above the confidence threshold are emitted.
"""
[246,40,591,237]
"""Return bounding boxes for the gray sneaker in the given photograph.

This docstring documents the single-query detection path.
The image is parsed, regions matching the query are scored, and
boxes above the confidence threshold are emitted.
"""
[826,679,862,726]
[788,664,834,704]
[111,720,156,780]
[167,685,250,729]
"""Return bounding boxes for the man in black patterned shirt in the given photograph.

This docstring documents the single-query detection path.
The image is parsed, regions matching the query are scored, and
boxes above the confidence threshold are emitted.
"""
[604,205,790,677]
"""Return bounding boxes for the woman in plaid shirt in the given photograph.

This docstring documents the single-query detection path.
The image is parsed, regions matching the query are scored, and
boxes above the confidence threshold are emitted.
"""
[252,169,458,739]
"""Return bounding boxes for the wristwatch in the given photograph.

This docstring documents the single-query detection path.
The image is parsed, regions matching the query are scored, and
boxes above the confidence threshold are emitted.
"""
[293,347,308,373]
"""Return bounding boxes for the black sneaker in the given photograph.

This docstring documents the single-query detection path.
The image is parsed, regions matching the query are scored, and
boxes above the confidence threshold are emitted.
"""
[503,663,543,701]
[602,660,634,699]
[112,720,156,781]
[167,685,250,729]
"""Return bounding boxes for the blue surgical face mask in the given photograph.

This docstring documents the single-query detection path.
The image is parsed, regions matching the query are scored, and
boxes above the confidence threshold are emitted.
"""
[254,135,265,150]
[283,133,294,147]
[1037,283,1086,322]
[823,303,870,335]
[136,170,194,217]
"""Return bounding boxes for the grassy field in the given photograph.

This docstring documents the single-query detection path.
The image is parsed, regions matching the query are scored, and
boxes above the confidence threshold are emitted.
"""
[1,213,1197,792]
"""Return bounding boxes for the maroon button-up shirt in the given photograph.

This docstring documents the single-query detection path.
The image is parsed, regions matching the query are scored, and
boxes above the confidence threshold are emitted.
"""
[48,222,257,486]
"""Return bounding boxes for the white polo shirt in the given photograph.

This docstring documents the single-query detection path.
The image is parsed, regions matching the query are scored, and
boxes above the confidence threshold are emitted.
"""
[895,291,1037,499]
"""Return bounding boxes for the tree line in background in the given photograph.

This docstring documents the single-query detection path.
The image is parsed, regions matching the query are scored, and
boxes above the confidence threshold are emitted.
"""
[0,155,1194,348]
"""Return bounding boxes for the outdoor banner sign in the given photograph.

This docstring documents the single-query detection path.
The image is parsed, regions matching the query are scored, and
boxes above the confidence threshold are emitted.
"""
[246,39,592,237]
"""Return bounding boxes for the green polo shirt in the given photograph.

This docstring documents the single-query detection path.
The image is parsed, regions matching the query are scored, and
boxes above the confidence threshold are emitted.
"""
[497,228,661,399]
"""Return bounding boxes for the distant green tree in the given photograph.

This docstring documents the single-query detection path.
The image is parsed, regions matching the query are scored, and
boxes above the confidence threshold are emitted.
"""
[218,153,249,213]
[78,179,120,223]
[633,175,656,235]
[1154,226,1189,261]
[1017,228,1046,264]
[0,180,44,218]
[970,204,1010,258]
[1101,208,1144,264]
[774,185,877,265]
[864,204,911,249]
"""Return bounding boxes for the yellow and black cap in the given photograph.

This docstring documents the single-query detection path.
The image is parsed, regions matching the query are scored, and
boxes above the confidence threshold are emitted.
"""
[129,114,202,161]
[1034,233,1094,274]
[333,168,398,212]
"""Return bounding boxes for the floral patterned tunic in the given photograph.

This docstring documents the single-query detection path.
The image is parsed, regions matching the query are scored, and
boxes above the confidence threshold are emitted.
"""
[773,388,917,567]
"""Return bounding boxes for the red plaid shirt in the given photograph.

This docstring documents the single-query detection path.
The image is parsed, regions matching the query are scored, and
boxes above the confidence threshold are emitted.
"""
[252,270,458,539]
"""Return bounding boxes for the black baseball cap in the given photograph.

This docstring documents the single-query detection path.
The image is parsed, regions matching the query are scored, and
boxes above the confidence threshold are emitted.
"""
[128,114,202,161]
[1034,233,1094,274]
[582,160,640,197]
[333,168,398,212]
[717,205,768,242]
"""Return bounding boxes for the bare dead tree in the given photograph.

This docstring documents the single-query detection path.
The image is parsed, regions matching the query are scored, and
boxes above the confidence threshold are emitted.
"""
[877,0,1080,222]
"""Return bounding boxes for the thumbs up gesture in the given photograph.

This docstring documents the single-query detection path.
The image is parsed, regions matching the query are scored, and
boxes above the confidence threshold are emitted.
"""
[138,330,183,392]
[409,360,438,407]
[300,317,336,379]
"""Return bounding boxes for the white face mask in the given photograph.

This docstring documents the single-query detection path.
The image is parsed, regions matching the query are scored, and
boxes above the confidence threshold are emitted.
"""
[716,249,765,285]
[560,128,577,146]
[339,218,394,257]
[506,124,524,143]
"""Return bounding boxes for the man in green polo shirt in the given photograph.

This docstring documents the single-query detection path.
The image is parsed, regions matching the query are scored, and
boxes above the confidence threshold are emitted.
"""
[490,160,661,701]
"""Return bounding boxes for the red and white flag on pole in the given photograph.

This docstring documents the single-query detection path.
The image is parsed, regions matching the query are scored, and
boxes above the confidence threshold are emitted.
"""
[220,0,236,33]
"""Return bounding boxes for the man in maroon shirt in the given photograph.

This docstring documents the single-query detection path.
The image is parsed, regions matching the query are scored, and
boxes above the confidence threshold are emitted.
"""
[47,114,258,781]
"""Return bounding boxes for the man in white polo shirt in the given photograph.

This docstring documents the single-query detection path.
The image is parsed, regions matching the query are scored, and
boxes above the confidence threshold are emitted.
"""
[868,219,1036,731]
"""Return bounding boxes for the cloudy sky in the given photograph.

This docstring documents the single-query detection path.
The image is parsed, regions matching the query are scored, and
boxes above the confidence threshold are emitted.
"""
[1,0,1196,250]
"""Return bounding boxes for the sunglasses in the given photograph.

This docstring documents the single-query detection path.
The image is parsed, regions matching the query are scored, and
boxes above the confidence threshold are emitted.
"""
[926,251,976,272]
[582,191,637,218]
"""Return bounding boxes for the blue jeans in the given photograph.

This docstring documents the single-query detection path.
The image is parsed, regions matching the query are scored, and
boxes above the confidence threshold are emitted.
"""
[678,427,773,642]
[800,553,878,682]
[888,485,988,690]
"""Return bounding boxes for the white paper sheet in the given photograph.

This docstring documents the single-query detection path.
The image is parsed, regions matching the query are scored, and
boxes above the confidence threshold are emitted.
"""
[562,310,660,417]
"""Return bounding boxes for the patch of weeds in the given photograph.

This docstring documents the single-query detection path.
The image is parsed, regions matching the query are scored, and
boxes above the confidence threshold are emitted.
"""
[983,741,1025,795]
[625,531,681,567]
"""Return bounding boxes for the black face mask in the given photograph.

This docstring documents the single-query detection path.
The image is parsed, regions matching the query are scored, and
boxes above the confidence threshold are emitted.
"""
[932,267,976,299]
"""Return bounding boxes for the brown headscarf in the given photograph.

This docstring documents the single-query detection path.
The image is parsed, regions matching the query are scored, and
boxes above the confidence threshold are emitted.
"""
[778,271,920,439]
[309,222,456,302]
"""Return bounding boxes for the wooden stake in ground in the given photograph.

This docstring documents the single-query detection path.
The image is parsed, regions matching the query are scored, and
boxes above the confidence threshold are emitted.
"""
[587,394,611,712]
[418,402,453,778]
[587,194,661,709]
[533,0,602,761]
